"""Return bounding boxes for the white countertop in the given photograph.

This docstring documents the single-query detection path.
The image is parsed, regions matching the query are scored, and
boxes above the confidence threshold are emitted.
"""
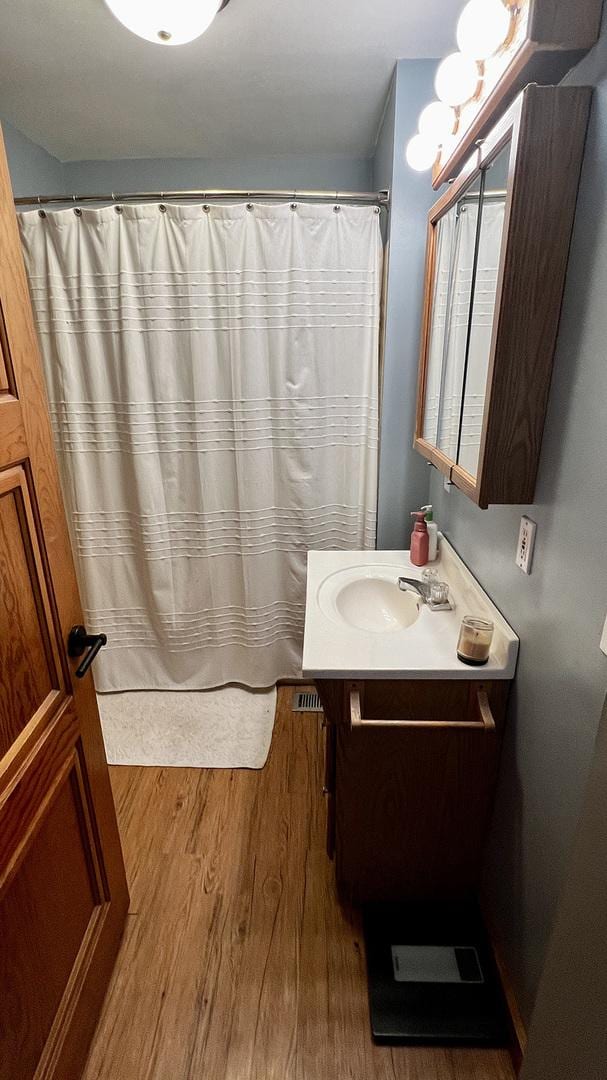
[302,537,519,680]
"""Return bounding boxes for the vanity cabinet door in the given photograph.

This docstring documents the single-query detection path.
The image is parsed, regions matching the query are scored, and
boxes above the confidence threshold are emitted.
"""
[414,84,592,507]
[315,680,344,861]
[331,679,510,905]
[323,717,337,859]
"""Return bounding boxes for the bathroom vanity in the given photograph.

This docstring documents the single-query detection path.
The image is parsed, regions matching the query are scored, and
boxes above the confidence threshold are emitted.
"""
[302,540,518,903]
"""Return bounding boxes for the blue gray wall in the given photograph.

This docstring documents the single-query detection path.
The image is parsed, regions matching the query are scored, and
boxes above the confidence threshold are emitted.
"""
[427,33,607,1022]
[63,154,371,194]
[2,130,370,197]
[2,119,65,195]
[373,60,437,548]
[2,116,370,202]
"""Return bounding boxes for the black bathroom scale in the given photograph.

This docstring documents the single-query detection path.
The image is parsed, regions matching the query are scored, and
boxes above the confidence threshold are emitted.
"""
[363,902,509,1046]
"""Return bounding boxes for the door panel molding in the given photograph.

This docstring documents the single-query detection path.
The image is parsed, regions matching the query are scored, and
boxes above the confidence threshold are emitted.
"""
[0,297,14,394]
[0,397,27,465]
[0,700,79,894]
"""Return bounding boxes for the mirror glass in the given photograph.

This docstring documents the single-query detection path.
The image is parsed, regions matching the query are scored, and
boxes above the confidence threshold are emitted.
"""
[423,174,482,459]
[436,173,482,461]
[457,143,510,477]
[422,204,457,448]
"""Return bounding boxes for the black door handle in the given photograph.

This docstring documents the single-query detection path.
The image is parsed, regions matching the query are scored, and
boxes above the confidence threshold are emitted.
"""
[67,625,107,679]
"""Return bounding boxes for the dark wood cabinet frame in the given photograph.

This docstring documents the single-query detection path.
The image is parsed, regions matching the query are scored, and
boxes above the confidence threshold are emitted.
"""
[414,83,592,508]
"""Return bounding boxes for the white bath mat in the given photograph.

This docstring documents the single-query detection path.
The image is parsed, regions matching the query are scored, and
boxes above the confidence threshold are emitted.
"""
[97,686,277,769]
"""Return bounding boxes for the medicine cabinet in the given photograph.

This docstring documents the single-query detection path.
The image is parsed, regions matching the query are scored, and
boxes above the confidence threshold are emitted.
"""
[414,84,592,507]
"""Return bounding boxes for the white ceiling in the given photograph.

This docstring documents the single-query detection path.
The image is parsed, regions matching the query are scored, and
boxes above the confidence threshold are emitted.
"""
[0,0,462,162]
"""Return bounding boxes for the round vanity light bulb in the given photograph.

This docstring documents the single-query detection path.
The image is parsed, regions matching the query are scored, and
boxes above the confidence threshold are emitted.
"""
[418,101,455,146]
[405,134,439,172]
[435,52,480,107]
[456,0,511,61]
[104,0,222,45]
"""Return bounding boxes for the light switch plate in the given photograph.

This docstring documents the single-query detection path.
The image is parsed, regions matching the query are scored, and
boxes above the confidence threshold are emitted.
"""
[516,516,536,574]
[600,614,607,656]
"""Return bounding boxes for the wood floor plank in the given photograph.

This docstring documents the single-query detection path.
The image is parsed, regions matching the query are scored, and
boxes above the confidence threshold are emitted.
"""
[83,688,514,1080]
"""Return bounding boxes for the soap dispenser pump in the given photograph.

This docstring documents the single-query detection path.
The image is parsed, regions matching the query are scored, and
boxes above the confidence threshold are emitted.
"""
[410,510,429,567]
[421,504,438,562]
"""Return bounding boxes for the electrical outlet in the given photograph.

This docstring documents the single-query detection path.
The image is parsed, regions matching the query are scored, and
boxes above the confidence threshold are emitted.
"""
[516,516,536,574]
[600,614,607,656]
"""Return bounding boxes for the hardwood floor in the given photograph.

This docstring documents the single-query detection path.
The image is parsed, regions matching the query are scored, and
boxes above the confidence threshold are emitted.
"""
[83,687,514,1080]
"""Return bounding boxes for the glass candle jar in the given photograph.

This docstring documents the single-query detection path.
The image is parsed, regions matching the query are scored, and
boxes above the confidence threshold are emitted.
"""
[457,616,494,666]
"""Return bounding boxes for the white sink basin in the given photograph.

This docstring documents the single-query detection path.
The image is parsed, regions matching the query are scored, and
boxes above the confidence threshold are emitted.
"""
[303,541,520,680]
[318,564,421,633]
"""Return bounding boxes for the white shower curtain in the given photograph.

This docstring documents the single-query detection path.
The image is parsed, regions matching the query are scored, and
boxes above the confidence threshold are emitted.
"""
[19,201,381,691]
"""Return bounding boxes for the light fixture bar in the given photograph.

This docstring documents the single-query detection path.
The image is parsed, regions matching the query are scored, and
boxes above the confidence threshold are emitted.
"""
[405,0,603,182]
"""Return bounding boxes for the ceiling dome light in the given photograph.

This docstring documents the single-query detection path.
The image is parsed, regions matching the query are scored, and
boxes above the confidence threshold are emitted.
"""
[456,0,512,61]
[418,101,456,146]
[435,52,480,107]
[104,0,227,46]
[405,134,439,172]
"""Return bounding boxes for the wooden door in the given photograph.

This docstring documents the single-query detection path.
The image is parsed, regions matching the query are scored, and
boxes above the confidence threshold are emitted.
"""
[0,130,128,1078]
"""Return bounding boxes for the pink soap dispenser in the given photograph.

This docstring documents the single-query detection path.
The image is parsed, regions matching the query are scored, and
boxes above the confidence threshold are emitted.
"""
[410,510,429,567]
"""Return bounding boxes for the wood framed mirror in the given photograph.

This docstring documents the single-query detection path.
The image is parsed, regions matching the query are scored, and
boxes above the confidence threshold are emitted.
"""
[414,83,592,508]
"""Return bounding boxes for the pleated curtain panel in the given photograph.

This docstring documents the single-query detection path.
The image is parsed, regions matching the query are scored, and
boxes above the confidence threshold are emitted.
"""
[19,202,381,690]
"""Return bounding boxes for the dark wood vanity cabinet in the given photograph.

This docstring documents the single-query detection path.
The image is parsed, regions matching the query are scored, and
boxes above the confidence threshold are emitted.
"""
[414,83,592,507]
[316,678,510,904]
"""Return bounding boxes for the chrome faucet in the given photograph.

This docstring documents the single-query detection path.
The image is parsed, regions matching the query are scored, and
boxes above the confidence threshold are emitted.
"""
[398,577,432,602]
[398,575,453,611]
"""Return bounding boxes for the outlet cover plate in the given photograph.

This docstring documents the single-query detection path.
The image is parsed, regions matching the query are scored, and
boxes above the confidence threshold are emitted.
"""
[516,516,536,574]
[600,614,607,656]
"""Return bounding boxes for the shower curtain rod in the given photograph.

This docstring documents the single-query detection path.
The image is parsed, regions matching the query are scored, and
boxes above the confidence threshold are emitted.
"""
[14,187,390,208]
[458,189,508,203]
